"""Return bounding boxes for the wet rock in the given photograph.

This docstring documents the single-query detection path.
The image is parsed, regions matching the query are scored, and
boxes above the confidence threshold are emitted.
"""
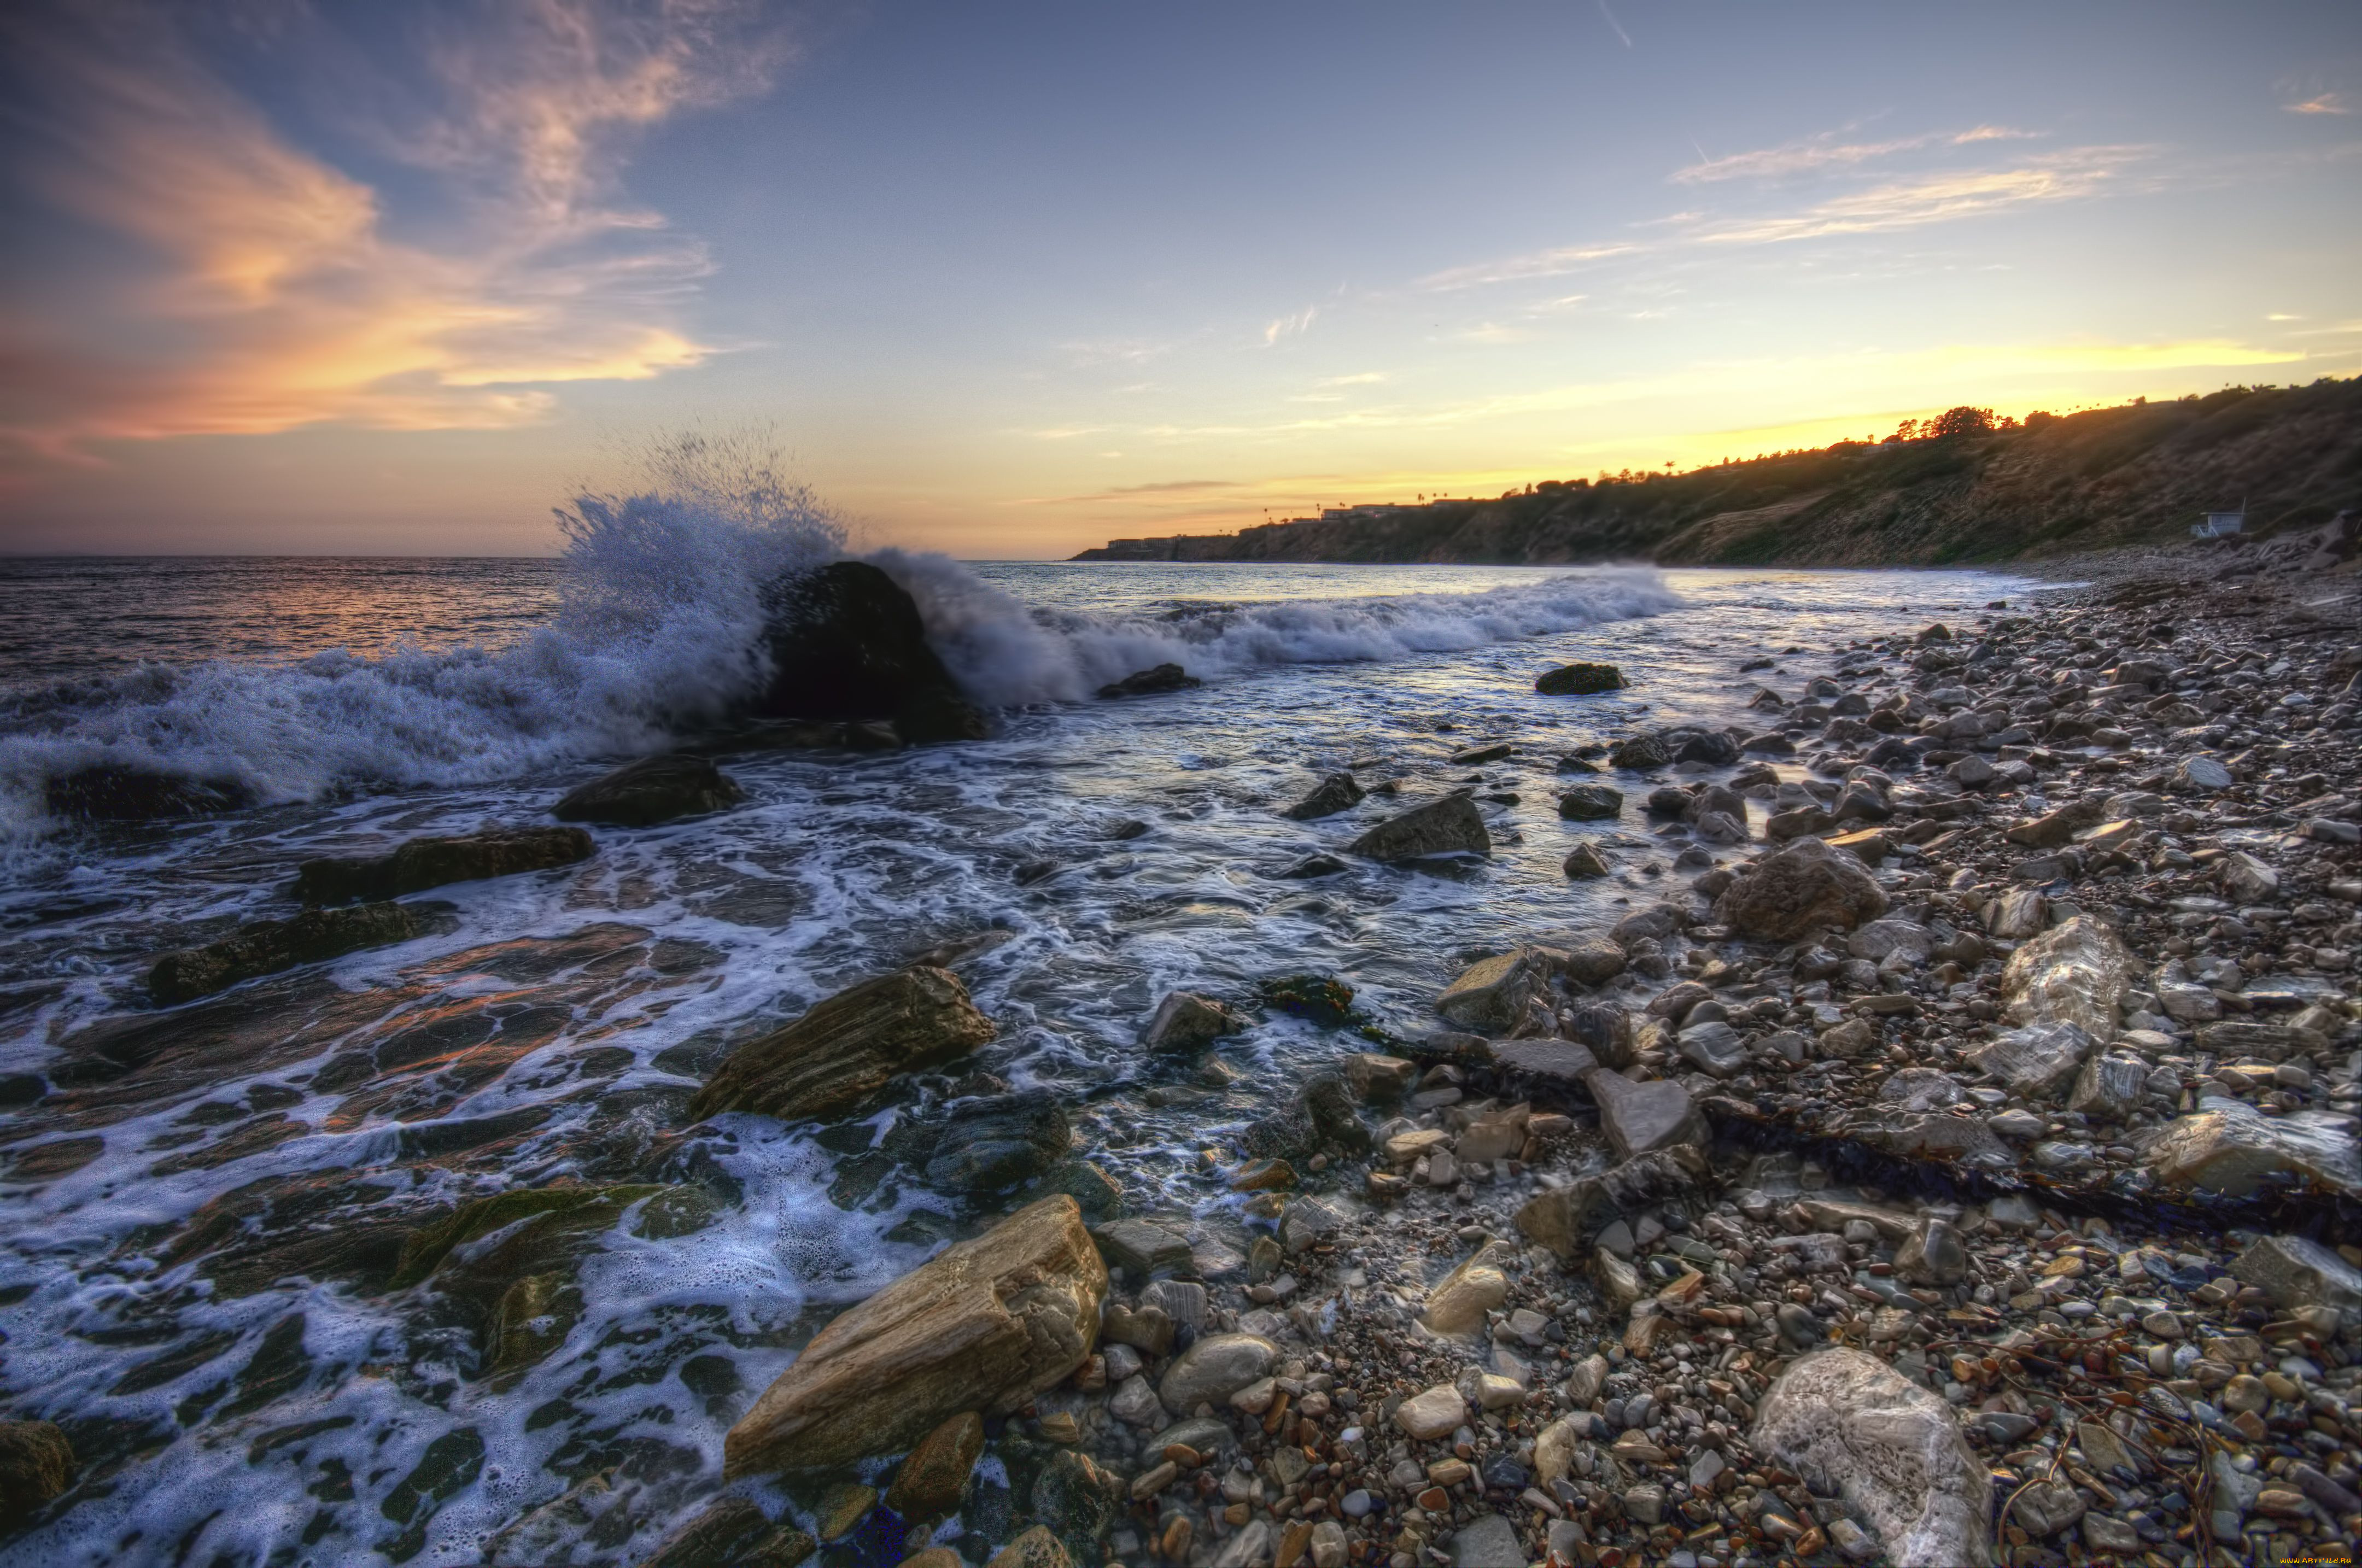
[1282,773,1365,820]
[1278,851,1348,878]
[1535,663,1627,695]
[1435,947,1558,1034]
[1346,794,1491,861]
[43,765,252,822]
[1563,842,1610,878]
[552,753,746,826]
[1675,1019,1745,1078]
[1557,785,1623,820]
[0,1420,74,1530]
[884,1410,984,1522]
[985,1525,1071,1568]
[1713,836,1889,939]
[1096,663,1201,699]
[294,826,594,905]
[1893,1217,1967,1286]
[1968,1021,2093,1099]
[639,1496,816,1568]
[1160,1333,1279,1410]
[688,966,996,1124]
[1090,1219,1193,1278]
[149,901,426,1006]
[754,560,987,741]
[923,1093,1072,1195]
[1751,1348,1991,1568]
[2145,1098,2362,1196]
[2000,916,2135,1042]
[1343,1052,1414,1101]
[1259,972,1360,1027]
[1141,991,1241,1054]
[724,1196,1106,1475]
[2174,754,2234,791]
[2012,1480,2085,1538]
[1611,735,1669,770]
[1030,1449,1121,1545]
[1587,1070,1706,1162]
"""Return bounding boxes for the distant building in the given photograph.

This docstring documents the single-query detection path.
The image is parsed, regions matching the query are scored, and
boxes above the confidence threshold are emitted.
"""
[2191,506,2245,539]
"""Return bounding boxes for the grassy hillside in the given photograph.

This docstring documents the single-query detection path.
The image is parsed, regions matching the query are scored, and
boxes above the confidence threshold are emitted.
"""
[1071,377,2362,566]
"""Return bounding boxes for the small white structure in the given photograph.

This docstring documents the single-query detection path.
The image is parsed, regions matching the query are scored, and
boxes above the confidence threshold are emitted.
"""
[2191,506,2246,540]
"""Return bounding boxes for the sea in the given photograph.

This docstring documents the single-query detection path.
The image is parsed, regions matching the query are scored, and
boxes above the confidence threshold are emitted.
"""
[0,520,2038,1565]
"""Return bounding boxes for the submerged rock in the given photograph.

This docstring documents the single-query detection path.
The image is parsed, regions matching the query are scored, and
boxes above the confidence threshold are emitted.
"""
[753,560,987,741]
[149,901,425,1006]
[1712,835,1889,939]
[1751,1348,1992,1568]
[1535,662,1627,695]
[44,765,251,823]
[688,966,996,1124]
[884,1410,985,1523]
[552,754,746,827]
[1346,794,1490,862]
[294,826,593,905]
[1282,773,1366,820]
[1142,991,1241,1053]
[922,1093,1072,1194]
[724,1196,1107,1475]
[1097,663,1201,699]
[0,1420,75,1531]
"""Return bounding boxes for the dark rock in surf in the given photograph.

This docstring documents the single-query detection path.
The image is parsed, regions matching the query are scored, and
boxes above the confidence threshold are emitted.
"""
[0,1420,75,1530]
[294,826,594,905]
[639,1496,816,1568]
[922,1093,1073,1194]
[1345,794,1491,861]
[688,966,997,1124]
[1610,735,1669,770]
[1258,973,1360,1028]
[753,560,989,742]
[1535,662,1627,696]
[552,754,745,827]
[1558,785,1623,820]
[1659,726,1740,765]
[1281,773,1364,820]
[149,902,426,1007]
[45,766,251,823]
[1278,852,1348,879]
[1097,663,1201,699]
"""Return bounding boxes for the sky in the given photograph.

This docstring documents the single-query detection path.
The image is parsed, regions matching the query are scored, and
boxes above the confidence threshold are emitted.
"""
[0,0,2357,559]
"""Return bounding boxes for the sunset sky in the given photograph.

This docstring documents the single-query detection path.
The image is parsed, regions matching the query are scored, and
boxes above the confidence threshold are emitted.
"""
[2,0,2357,558]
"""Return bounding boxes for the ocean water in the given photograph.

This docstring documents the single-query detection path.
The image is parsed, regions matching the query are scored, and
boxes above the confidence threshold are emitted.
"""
[0,541,2036,1566]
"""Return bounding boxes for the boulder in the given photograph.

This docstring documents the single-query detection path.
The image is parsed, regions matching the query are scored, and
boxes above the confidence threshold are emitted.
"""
[1712,836,1889,940]
[1535,663,1627,696]
[726,1196,1106,1475]
[1557,785,1623,820]
[1435,948,1557,1035]
[149,901,425,1006]
[1999,916,2133,1042]
[2066,1052,2149,1121]
[1282,773,1365,820]
[754,560,988,740]
[0,1420,74,1530]
[1750,1348,1992,1568]
[1610,735,1669,770]
[2144,1098,2362,1197]
[883,1411,984,1522]
[1968,1022,2092,1100]
[1346,795,1491,862]
[637,1496,815,1568]
[1097,663,1201,699]
[688,966,996,1124]
[1091,1219,1194,1278]
[1141,992,1241,1054]
[1160,1333,1279,1411]
[552,754,746,827]
[1586,1070,1706,1162]
[2231,1235,2362,1323]
[44,765,250,822]
[294,826,594,905]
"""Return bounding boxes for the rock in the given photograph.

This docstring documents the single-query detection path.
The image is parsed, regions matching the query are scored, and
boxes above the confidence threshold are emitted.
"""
[1586,1071,1706,1162]
[1091,1219,1194,1278]
[1030,1450,1122,1544]
[0,1420,74,1529]
[1343,1053,1415,1101]
[638,1496,816,1568]
[43,765,251,822]
[1103,1303,1176,1356]
[724,1196,1106,1475]
[1999,916,2134,1042]
[552,754,746,826]
[1849,918,1933,964]
[1713,836,1889,939]
[884,1411,984,1522]
[1096,663,1201,699]
[2066,1052,2149,1121]
[1160,1333,1279,1411]
[922,1093,1071,1194]
[1422,1253,1509,1335]
[1751,1348,1992,1568]
[1563,842,1611,878]
[1394,1384,1466,1440]
[1259,973,1360,1026]
[1449,1514,1525,1567]
[1560,937,1627,985]
[1893,1218,1967,1286]
[149,901,426,1006]
[688,966,996,1124]
[985,1525,1072,1568]
[2219,850,2279,904]
[1449,742,1513,765]
[1675,1020,1746,1078]
[1536,663,1627,695]
[2146,1099,2362,1196]
[1346,794,1491,862]
[1108,1373,1164,1426]
[1969,1021,2092,1099]
[2231,1234,2362,1322]
[1515,1146,1708,1260]
[1436,948,1556,1034]
[1282,773,1365,820]
[1278,852,1349,879]
[1557,784,1624,821]
[754,560,988,740]
[2012,1479,2085,1537]
[293,825,594,905]
[2174,754,2234,792]
[1142,992,1241,1053]
[1611,735,1669,770]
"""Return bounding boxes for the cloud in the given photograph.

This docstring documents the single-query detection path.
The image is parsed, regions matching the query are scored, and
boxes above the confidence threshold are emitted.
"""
[2284,92,2349,115]
[1692,146,2146,245]
[1673,124,2041,184]
[1264,306,1318,344]
[1594,0,1632,50]
[0,0,791,463]
[1417,243,1641,291]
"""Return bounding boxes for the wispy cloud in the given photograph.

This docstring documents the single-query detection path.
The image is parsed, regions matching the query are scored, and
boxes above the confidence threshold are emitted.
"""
[2284,92,2349,116]
[1594,0,1632,50]
[0,0,792,461]
[1693,146,2146,244]
[1673,124,2041,184]
[1264,306,1318,344]
[1418,243,1641,292]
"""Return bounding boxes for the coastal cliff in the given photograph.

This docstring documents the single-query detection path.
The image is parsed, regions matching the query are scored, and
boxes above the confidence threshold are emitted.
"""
[1072,377,2362,567]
